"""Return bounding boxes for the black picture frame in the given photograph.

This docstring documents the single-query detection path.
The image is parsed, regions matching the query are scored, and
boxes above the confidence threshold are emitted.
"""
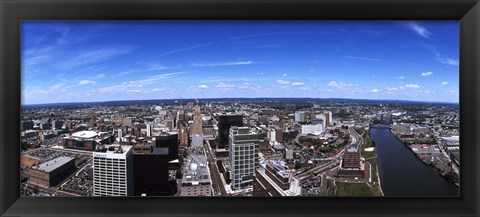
[1,0,479,216]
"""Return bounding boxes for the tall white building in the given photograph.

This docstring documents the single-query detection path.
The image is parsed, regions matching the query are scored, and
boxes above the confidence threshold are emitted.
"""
[93,144,133,196]
[229,126,260,190]
[301,124,323,135]
[146,124,152,137]
[267,128,277,143]
[117,129,123,142]
[295,111,306,123]
[315,113,327,129]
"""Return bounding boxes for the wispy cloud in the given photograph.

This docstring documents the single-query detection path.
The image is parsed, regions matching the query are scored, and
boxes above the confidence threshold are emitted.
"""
[421,71,433,76]
[420,44,458,66]
[405,84,420,88]
[56,46,136,70]
[191,61,254,67]
[276,80,290,85]
[229,31,331,40]
[327,81,356,88]
[136,43,212,64]
[215,82,235,88]
[145,63,179,71]
[99,72,185,93]
[291,82,304,86]
[79,80,96,85]
[282,73,288,77]
[341,56,381,62]
[371,89,379,93]
[435,57,459,66]
[198,84,208,89]
[441,81,448,87]
[396,76,406,80]
[408,22,431,39]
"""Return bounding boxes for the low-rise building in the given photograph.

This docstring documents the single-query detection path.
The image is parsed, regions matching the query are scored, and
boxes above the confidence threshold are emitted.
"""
[29,156,76,188]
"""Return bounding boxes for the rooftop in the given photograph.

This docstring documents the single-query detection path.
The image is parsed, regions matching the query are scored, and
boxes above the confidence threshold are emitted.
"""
[345,144,360,153]
[71,131,98,139]
[32,156,74,173]
[181,147,211,186]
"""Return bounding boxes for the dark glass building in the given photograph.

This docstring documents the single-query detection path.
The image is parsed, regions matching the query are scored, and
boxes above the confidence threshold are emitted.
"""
[217,114,243,149]
[133,146,170,196]
[155,132,179,160]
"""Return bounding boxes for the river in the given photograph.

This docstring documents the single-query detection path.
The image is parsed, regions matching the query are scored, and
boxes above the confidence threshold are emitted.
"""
[370,127,459,196]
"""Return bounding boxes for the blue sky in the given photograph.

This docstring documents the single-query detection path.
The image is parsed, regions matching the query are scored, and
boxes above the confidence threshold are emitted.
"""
[22,21,459,105]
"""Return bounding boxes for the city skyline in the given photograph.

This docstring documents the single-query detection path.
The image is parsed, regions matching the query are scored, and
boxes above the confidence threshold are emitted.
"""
[22,21,459,105]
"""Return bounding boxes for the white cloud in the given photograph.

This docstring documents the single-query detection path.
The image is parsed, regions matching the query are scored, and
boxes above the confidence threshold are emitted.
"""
[396,76,406,80]
[405,84,420,88]
[215,82,235,88]
[198,84,208,89]
[299,87,311,90]
[408,22,431,39]
[256,72,264,75]
[78,80,96,85]
[385,87,399,91]
[441,81,448,87]
[291,82,304,86]
[276,80,290,85]
[282,73,288,77]
[327,81,356,88]
[127,90,141,93]
[371,89,379,93]
[421,71,433,76]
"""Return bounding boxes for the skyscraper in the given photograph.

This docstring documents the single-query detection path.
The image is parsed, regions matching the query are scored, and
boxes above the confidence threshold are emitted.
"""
[217,114,243,149]
[93,144,133,196]
[295,111,306,123]
[229,126,260,190]
[132,145,170,196]
[190,105,203,135]
[154,132,179,160]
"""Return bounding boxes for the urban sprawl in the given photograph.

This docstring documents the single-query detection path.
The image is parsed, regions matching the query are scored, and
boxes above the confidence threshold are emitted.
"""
[20,98,460,197]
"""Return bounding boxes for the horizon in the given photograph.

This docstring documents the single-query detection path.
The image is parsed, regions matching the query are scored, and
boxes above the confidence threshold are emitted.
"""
[22,21,459,105]
[21,96,459,107]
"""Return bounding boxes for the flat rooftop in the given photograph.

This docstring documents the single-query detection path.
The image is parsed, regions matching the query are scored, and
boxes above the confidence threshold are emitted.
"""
[32,156,74,173]
[181,147,211,185]
[345,144,360,153]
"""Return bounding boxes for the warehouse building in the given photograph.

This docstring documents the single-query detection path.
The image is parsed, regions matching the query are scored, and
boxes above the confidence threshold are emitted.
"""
[29,156,76,188]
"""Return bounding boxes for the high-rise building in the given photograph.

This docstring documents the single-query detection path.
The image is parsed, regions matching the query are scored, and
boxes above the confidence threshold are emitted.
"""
[146,124,152,138]
[190,105,203,136]
[132,145,169,196]
[321,111,333,127]
[229,126,260,190]
[217,114,243,149]
[294,111,306,123]
[154,132,179,160]
[275,128,283,142]
[93,144,133,196]
[123,117,133,127]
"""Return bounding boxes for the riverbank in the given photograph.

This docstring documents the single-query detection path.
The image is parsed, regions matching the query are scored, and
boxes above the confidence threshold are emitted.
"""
[390,129,460,188]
